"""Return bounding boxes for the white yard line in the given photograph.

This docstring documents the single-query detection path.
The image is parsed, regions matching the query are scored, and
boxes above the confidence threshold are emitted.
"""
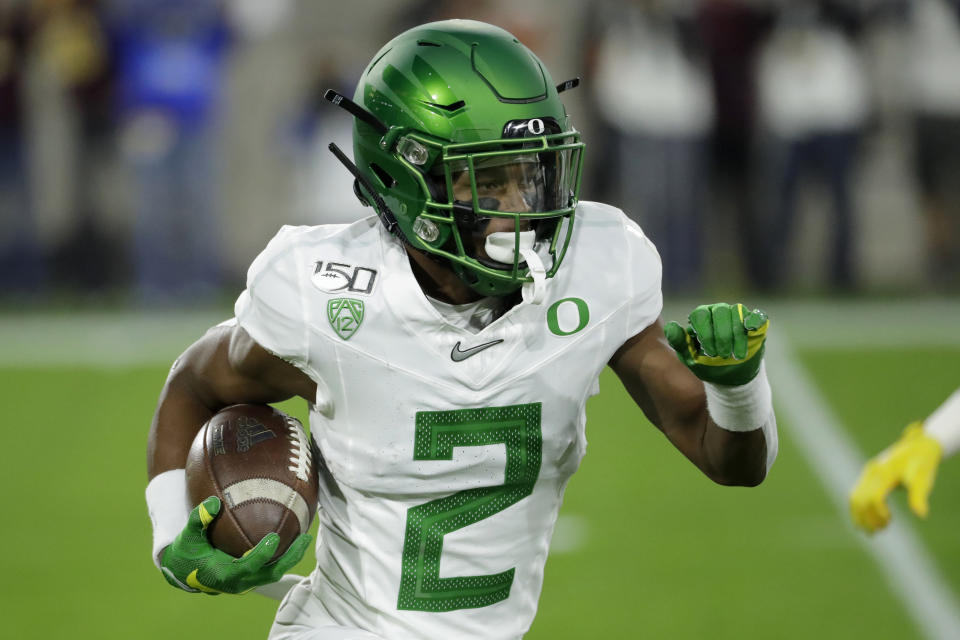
[766,337,960,640]
[0,310,229,367]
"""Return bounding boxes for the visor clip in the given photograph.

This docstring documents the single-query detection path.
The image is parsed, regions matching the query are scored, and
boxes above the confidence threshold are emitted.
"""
[413,216,440,242]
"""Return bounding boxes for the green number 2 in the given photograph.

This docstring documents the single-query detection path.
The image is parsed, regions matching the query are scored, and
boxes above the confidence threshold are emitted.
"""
[397,403,543,612]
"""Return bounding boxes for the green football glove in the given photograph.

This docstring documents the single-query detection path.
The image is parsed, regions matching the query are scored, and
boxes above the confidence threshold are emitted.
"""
[664,303,769,386]
[159,496,312,595]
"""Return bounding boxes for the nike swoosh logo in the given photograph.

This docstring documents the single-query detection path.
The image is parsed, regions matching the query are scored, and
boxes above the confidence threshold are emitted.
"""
[451,339,504,362]
[185,569,223,594]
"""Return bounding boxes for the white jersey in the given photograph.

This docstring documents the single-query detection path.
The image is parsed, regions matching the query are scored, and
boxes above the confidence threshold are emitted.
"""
[235,201,662,640]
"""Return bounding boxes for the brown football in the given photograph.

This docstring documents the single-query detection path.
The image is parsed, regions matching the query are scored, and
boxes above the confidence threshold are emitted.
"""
[185,404,318,559]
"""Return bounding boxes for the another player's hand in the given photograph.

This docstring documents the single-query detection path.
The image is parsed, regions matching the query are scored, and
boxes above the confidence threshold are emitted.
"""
[850,423,943,533]
[159,496,312,595]
[664,303,769,386]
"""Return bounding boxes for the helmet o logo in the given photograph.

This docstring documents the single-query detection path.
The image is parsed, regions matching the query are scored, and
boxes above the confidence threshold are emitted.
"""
[547,297,590,336]
[527,119,545,135]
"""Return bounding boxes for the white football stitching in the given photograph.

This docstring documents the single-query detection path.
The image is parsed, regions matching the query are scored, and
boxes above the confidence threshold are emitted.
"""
[286,417,311,483]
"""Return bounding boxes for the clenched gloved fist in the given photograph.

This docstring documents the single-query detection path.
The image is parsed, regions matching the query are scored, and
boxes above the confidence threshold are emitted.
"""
[664,302,769,386]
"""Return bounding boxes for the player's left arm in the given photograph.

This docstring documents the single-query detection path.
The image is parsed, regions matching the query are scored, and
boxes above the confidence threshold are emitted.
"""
[609,303,776,486]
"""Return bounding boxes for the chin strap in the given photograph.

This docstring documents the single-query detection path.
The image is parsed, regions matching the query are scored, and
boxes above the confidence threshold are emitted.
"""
[519,247,547,305]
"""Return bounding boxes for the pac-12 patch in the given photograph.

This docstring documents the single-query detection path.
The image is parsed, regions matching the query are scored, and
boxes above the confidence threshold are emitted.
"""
[327,298,365,340]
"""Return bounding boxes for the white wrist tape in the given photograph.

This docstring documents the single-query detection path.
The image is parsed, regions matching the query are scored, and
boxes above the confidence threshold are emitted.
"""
[146,469,191,569]
[924,388,960,457]
[704,362,779,471]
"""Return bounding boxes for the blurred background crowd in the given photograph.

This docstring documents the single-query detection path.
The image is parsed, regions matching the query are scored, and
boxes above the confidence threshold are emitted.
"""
[1,0,959,306]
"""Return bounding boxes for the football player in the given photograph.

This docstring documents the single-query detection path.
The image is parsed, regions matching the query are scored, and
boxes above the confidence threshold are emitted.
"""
[850,388,960,533]
[145,20,778,640]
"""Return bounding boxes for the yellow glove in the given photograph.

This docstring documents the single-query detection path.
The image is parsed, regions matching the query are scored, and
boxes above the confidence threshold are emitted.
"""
[850,423,943,533]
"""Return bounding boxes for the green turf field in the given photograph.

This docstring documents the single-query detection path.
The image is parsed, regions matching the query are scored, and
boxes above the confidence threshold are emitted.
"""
[2,302,957,639]
[798,347,960,600]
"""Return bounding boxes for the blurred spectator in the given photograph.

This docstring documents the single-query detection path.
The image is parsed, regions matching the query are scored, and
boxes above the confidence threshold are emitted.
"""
[754,1,869,291]
[698,0,773,290]
[395,0,551,58]
[396,0,490,26]
[0,1,41,294]
[33,0,117,290]
[1,0,952,303]
[106,0,231,303]
[287,56,359,225]
[582,0,714,293]
[224,0,292,41]
[908,0,960,290]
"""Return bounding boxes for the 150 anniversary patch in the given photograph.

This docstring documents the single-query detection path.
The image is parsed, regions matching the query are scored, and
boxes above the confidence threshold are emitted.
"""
[312,260,378,294]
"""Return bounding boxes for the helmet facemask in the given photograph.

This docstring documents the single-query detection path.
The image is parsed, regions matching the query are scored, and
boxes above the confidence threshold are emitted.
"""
[407,127,583,297]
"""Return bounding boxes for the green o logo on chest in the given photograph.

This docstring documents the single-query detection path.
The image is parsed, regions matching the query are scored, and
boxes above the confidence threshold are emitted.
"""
[547,297,590,336]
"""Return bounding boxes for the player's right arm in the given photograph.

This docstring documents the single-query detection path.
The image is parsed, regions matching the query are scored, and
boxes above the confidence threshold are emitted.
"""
[148,321,316,479]
[850,388,960,533]
[146,321,317,594]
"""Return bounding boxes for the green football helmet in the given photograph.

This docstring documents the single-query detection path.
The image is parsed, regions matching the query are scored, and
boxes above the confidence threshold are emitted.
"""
[336,19,584,297]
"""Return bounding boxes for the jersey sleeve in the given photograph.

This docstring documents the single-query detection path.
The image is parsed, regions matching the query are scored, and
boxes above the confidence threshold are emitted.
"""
[925,388,960,457]
[234,225,312,370]
[622,215,664,340]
